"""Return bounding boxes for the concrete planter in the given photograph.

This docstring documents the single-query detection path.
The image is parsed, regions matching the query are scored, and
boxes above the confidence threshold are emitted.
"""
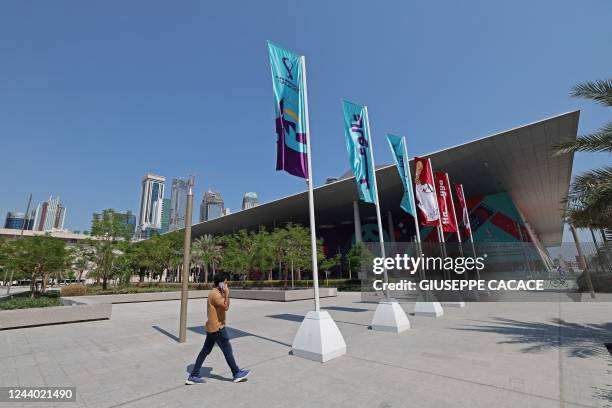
[231,287,337,301]
[0,302,112,330]
[65,287,338,304]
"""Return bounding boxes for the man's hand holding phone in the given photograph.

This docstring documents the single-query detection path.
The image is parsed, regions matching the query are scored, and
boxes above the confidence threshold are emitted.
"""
[219,282,230,310]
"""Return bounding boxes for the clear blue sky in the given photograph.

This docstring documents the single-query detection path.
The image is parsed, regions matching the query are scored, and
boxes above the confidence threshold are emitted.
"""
[1,0,610,238]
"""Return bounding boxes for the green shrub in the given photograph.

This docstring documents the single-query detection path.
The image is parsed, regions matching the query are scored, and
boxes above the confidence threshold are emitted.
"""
[59,279,363,296]
[0,292,62,310]
[577,271,612,293]
[60,284,88,297]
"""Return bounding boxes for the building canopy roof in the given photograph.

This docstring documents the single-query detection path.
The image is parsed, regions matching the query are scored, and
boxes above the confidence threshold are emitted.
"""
[190,111,579,247]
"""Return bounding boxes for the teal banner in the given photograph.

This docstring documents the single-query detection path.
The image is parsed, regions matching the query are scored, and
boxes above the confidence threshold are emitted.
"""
[386,134,417,217]
[342,100,375,203]
[268,42,308,178]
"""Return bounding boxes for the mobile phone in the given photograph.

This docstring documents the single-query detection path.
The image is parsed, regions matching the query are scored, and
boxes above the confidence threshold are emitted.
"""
[219,282,226,293]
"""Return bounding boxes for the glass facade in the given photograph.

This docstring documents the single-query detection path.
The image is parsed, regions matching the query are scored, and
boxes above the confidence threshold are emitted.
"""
[200,191,225,222]
[161,198,171,233]
[4,212,34,230]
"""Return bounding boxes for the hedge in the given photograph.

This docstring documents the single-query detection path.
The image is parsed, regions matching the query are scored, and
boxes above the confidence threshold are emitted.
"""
[62,279,363,296]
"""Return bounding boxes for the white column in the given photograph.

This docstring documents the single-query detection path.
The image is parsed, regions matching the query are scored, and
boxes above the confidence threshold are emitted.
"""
[353,201,363,243]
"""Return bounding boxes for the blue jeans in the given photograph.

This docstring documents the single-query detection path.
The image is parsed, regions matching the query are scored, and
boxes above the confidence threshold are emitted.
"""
[191,327,239,376]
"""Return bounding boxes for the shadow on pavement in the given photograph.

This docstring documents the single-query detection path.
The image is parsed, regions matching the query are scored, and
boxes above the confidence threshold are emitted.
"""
[322,306,369,312]
[153,324,292,348]
[453,317,612,358]
[185,365,234,382]
[266,312,369,328]
[152,325,179,342]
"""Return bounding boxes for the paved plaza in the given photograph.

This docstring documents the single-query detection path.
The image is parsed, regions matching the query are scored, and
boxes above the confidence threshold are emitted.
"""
[0,292,611,408]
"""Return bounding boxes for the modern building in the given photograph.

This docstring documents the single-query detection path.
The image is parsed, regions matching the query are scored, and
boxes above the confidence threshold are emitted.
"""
[161,198,171,233]
[185,111,580,273]
[242,192,259,210]
[0,228,92,246]
[32,195,66,232]
[200,191,225,222]
[137,174,165,237]
[4,211,34,230]
[169,178,190,231]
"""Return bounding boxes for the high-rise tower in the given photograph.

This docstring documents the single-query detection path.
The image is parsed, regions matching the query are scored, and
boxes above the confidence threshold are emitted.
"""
[137,174,165,235]
[241,192,259,210]
[199,191,224,222]
[169,178,190,231]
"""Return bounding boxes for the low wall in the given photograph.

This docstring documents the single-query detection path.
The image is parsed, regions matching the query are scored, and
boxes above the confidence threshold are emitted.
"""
[0,302,112,330]
[231,288,337,301]
[66,287,337,304]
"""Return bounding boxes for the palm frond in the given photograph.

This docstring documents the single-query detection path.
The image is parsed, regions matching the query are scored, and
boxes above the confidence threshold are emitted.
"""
[553,122,612,155]
[570,166,612,197]
[571,79,612,106]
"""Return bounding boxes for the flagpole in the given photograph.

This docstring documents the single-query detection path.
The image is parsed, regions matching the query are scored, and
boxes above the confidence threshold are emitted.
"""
[363,106,390,301]
[411,156,444,317]
[459,184,479,271]
[401,139,424,280]
[300,55,320,312]
[445,173,465,267]
[431,160,448,279]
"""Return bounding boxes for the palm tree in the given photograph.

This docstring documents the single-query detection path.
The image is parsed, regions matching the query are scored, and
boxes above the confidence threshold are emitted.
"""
[554,79,612,229]
[192,235,222,283]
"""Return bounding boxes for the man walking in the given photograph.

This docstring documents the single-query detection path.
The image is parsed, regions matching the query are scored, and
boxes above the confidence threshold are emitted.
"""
[186,272,250,384]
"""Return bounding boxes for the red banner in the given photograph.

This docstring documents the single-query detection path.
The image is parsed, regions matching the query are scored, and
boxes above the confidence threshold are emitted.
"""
[454,182,472,239]
[434,172,457,232]
[414,157,439,226]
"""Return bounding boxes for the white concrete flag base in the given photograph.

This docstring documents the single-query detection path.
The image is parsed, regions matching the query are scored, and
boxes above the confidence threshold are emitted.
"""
[292,311,346,363]
[441,301,466,308]
[414,300,444,317]
[371,299,410,333]
[441,292,466,308]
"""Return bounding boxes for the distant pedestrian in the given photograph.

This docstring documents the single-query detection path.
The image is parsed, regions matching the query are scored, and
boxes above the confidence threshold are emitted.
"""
[186,272,250,384]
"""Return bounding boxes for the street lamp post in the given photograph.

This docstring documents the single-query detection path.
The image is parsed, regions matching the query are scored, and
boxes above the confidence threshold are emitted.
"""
[179,177,195,343]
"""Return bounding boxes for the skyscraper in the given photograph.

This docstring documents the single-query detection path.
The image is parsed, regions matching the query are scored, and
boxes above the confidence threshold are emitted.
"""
[32,196,66,231]
[4,211,34,230]
[200,191,224,222]
[169,178,190,231]
[137,174,165,236]
[241,192,259,210]
[161,198,171,233]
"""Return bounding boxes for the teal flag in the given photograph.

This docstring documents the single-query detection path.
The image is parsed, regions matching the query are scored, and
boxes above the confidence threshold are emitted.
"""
[268,42,309,178]
[386,134,417,217]
[342,100,375,203]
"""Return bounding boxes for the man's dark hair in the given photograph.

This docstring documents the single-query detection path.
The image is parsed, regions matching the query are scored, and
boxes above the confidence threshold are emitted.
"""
[213,272,229,287]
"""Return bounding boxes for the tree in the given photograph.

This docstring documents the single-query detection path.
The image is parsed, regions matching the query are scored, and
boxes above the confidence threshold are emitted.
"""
[282,223,311,288]
[554,79,612,228]
[67,242,95,282]
[12,236,68,296]
[89,209,132,289]
[344,242,373,280]
[250,228,276,281]
[192,234,223,283]
[221,230,254,280]
[0,239,23,288]
[320,253,342,284]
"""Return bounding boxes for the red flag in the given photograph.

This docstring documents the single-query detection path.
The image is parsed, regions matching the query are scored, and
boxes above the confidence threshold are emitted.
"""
[414,157,439,226]
[434,172,457,233]
[454,182,472,239]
